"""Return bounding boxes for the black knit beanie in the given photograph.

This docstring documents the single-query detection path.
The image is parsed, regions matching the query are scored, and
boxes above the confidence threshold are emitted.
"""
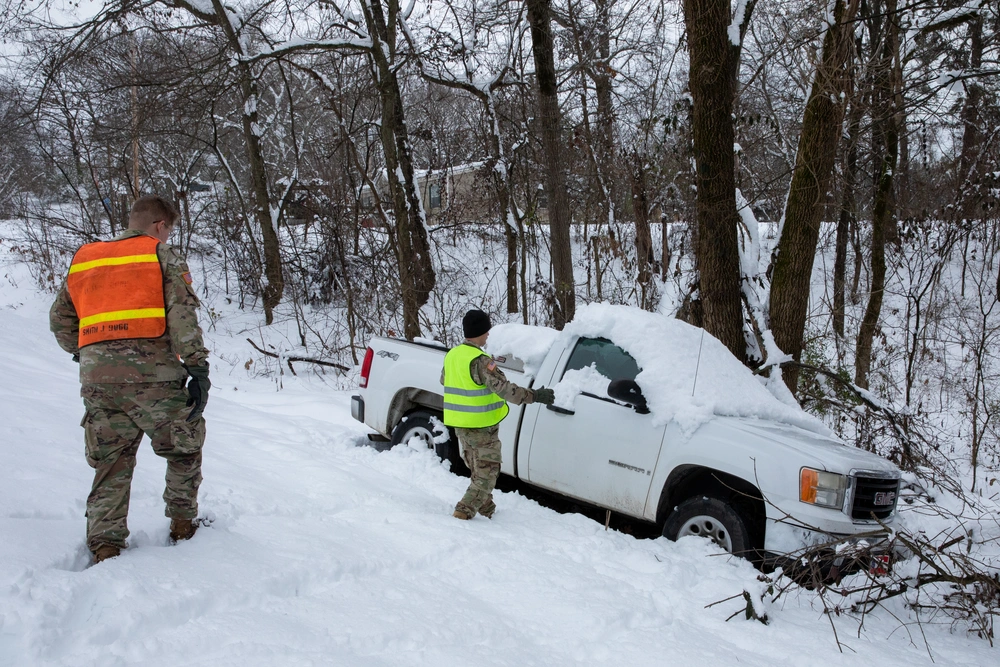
[463,309,492,339]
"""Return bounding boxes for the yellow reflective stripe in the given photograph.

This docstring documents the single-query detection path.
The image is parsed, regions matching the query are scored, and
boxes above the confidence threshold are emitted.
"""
[445,390,496,408]
[69,254,160,274]
[445,386,494,397]
[443,401,506,413]
[80,308,166,327]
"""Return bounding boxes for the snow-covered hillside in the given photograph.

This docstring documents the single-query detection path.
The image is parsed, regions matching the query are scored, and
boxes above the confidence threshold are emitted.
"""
[0,239,994,666]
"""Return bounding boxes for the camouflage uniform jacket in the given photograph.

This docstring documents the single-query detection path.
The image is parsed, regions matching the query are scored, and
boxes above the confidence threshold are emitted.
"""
[441,341,535,405]
[49,229,209,384]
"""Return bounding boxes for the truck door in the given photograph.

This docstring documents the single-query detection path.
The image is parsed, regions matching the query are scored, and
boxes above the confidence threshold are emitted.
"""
[523,337,665,518]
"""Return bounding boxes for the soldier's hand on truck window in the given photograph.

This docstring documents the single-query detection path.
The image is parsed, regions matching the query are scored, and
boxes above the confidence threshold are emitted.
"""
[533,387,555,405]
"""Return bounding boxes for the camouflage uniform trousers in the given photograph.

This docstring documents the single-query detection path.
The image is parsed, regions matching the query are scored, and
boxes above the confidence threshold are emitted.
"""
[454,424,501,518]
[81,380,205,551]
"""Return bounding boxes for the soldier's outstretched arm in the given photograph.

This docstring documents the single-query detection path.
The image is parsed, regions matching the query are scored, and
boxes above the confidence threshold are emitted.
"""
[474,357,535,405]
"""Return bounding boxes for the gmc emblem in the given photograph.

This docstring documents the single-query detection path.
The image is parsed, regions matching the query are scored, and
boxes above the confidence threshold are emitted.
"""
[874,491,897,506]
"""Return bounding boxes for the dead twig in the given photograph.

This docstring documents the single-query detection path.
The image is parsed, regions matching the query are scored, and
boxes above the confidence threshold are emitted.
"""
[246,338,349,376]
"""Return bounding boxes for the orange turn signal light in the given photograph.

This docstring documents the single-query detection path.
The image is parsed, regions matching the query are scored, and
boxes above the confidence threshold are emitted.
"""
[800,468,818,504]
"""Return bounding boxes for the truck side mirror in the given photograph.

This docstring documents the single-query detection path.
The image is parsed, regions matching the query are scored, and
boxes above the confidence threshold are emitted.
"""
[607,379,650,414]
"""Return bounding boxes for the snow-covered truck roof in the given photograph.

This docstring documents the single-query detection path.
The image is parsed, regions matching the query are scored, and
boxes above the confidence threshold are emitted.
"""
[488,302,828,437]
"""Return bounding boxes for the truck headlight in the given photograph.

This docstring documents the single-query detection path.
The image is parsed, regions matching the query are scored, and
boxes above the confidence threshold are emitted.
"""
[800,468,848,509]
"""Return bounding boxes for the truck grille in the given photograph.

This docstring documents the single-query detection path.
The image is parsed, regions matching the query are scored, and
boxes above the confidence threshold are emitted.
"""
[850,474,900,521]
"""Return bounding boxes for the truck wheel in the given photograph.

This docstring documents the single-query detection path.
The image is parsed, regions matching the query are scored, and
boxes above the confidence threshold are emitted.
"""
[389,412,465,474]
[663,496,752,557]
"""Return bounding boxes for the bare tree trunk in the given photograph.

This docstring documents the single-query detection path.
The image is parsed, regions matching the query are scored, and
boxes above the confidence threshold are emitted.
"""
[958,15,984,224]
[520,225,530,322]
[630,152,655,309]
[851,211,863,301]
[594,0,615,228]
[503,221,518,312]
[201,0,286,324]
[129,34,140,199]
[238,66,285,326]
[592,236,603,301]
[834,90,863,340]
[683,0,754,362]
[565,0,614,240]
[953,16,985,299]
[661,216,671,281]
[855,0,900,389]
[483,98,521,315]
[769,0,859,392]
[833,202,850,338]
[362,0,435,340]
[526,0,575,329]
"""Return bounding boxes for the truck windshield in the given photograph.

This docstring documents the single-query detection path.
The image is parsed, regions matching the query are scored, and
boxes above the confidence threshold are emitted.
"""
[562,337,641,382]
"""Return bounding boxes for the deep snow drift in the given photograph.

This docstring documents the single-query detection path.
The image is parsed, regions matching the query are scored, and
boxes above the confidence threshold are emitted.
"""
[0,241,994,666]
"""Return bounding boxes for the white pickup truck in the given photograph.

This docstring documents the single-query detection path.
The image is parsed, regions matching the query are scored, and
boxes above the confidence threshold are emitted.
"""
[351,304,900,563]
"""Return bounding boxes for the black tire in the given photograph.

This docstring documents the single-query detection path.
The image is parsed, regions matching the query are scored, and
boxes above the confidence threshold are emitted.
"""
[663,496,754,558]
[389,411,466,474]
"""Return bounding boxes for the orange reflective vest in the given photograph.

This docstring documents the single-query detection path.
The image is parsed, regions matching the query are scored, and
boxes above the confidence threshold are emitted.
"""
[66,235,167,348]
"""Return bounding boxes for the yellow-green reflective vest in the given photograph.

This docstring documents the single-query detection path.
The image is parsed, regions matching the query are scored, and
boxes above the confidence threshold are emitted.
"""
[442,344,510,428]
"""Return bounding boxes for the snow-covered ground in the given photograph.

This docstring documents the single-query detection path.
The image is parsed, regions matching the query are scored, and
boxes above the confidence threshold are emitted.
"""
[1,237,995,666]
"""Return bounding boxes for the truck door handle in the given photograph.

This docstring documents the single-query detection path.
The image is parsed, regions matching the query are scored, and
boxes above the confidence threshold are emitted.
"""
[546,404,575,415]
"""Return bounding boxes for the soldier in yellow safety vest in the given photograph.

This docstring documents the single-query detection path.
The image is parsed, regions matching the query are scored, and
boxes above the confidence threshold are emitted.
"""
[443,309,554,520]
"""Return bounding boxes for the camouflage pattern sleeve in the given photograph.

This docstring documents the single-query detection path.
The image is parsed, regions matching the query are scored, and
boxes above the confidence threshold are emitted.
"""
[471,356,535,405]
[160,245,209,370]
[49,281,80,355]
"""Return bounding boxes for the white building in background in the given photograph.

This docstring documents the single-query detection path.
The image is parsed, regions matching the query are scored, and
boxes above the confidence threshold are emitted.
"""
[359,162,549,226]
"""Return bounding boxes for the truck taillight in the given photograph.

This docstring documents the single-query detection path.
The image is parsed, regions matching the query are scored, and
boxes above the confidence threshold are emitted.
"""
[359,347,374,388]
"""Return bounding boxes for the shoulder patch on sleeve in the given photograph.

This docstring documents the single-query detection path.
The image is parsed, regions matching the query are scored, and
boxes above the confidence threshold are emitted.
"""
[182,272,193,285]
[486,360,497,372]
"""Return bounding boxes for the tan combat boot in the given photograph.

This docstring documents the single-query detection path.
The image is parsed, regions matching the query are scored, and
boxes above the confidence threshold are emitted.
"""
[169,518,198,542]
[92,545,120,564]
[453,509,472,520]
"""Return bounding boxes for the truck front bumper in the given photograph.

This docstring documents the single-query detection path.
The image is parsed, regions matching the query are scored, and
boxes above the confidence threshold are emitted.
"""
[763,521,904,580]
[764,533,903,580]
[351,395,364,423]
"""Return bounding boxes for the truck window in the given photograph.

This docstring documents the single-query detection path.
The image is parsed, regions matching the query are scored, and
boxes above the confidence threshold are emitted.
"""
[562,337,641,382]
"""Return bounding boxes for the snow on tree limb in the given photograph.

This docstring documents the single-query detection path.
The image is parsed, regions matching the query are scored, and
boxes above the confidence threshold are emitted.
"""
[242,37,374,63]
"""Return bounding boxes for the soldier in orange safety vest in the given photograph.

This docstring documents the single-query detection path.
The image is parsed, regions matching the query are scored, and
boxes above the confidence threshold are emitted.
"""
[50,194,210,565]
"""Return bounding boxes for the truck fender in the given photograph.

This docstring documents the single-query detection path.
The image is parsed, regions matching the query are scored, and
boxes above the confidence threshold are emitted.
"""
[655,465,766,549]
[386,387,444,435]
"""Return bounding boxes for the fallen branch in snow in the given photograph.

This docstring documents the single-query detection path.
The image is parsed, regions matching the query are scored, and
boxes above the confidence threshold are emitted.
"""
[246,338,349,376]
[733,502,1000,652]
[833,518,998,646]
[711,462,998,651]
[764,359,927,471]
[705,588,771,625]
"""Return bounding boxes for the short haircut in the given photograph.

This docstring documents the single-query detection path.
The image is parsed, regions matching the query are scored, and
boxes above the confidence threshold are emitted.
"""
[129,194,180,228]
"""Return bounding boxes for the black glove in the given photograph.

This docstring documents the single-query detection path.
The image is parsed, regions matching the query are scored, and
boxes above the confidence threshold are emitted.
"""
[533,387,555,405]
[185,365,211,422]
